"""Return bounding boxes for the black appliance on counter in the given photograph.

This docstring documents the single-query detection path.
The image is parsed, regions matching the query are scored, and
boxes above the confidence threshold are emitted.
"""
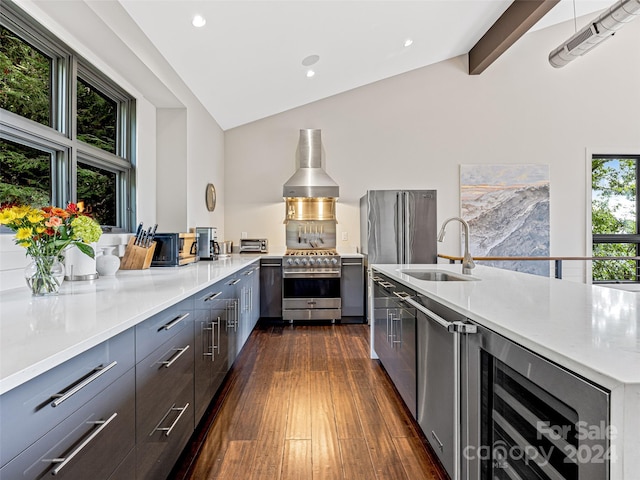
[151,233,199,267]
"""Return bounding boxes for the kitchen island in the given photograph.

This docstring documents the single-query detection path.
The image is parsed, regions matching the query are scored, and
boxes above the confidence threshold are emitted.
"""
[371,263,639,480]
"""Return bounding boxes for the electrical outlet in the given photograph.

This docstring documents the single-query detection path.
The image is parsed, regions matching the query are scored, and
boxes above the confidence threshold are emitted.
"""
[341,231,348,241]
[241,231,248,239]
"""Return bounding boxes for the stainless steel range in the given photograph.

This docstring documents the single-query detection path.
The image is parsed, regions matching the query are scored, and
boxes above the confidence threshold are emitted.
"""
[282,249,342,322]
[281,128,342,322]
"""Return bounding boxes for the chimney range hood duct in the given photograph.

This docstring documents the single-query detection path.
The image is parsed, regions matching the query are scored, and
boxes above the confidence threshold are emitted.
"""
[549,0,640,68]
[283,129,339,198]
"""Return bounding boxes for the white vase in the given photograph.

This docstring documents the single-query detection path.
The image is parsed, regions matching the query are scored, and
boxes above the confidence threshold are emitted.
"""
[63,242,98,280]
[96,247,120,276]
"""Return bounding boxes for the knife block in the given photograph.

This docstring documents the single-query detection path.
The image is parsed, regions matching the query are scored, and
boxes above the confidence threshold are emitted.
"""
[120,237,156,270]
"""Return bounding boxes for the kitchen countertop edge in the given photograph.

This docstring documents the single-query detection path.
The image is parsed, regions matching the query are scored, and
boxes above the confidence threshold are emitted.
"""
[0,255,262,395]
[371,263,640,390]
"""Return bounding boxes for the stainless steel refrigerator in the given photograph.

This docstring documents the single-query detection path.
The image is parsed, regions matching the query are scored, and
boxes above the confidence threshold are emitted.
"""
[359,190,437,265]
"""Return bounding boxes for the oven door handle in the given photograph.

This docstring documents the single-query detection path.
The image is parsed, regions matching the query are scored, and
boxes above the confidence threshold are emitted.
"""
[282,271,341,278]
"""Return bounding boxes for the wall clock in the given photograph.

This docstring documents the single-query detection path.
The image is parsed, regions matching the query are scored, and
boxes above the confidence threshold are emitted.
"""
[205,183,216,212]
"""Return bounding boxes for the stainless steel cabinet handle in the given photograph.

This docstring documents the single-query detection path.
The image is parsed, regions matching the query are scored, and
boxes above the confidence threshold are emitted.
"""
[431,430,444,452]
[152,403,190,437]
[216,316,221,356]
[229,279,241,285]
[401,297,454,331]
[50,412,118,474]
[379,281,395,288]
[161,312,190,331]
[205,292,222,302]
[342,262,362,266]
[245,269,254,276]
[391,313,402,347]
[50,361,118,407]
[161,345,190,368]
[202,319,219,361]
[392,291,410,299]
[261,263,281,267]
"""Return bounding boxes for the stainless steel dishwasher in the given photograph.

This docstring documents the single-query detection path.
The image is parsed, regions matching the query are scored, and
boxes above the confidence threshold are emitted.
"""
[400,293,477,480]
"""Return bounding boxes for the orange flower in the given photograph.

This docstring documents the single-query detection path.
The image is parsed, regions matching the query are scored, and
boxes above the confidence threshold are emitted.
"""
[42,206,69,218]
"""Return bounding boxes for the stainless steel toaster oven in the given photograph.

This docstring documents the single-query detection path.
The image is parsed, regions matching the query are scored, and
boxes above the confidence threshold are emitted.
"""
[239,238,268,253]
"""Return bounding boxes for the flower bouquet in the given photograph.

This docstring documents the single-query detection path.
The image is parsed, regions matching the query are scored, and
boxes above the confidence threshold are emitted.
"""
[0,203,102,295]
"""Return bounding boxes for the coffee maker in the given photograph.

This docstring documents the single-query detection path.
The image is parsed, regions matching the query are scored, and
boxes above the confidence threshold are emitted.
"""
[194,227,219,260]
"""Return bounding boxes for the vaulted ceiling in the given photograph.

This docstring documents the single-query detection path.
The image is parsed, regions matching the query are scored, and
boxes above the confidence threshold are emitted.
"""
[30,1,613,130]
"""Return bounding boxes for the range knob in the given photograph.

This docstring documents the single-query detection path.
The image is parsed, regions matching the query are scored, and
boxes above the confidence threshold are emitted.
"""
[331,258,338,265]
[302,258,309,266]
[286,258,294,265]
[294,258,301,265]
[309,258,316,265]
[323,258,330,265]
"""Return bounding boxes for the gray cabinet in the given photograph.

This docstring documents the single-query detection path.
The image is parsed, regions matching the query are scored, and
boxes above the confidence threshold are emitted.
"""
[224,273,241,366]
[0,261,262,480]
[240,261,260,336]
[341,257,364,317]
[259,257,282,318]
[0,328,135,472]
[1,368,135,479]
[228,260,260,366]
[193,282,228,422]
[372,273,417,417]
[135,297,195,480]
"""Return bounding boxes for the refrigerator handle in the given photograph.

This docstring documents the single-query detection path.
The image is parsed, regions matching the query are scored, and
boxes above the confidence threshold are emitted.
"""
[396,192,404,264]
[404,191,411,264]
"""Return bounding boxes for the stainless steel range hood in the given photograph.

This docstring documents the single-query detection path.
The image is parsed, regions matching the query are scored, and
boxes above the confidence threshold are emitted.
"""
[282,129,339,198]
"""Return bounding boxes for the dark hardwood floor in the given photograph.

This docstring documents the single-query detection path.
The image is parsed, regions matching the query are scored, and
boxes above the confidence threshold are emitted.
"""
[172,320,448,480]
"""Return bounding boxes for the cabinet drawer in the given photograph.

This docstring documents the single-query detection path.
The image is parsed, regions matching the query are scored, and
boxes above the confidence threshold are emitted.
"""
[0,368,135,480]
[135,297,193,362]
[194,282,226,311]
[0,328,134,467]
[136,321,194,437]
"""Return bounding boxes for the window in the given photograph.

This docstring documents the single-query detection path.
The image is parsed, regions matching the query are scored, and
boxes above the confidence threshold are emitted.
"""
[76,76,117,154]
[0,137,53,205]
[0,1,135,230]
[0,25,51,127]
[591,155,639,283]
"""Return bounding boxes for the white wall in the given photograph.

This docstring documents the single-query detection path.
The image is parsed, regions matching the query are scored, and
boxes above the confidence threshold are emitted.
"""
[224,18,640,282]
[1,0,225,290]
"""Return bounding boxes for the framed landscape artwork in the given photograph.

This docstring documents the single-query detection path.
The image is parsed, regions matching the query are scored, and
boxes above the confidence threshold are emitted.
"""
[460,164,550,276]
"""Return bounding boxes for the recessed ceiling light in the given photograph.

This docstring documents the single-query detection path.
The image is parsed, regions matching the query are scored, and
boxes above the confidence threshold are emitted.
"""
[302,54,320,67]
[192,15,206,28]
[404,38,413,47]
[306,69,315,78]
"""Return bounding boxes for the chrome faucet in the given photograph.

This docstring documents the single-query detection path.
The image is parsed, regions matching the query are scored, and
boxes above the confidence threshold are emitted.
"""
[438,217,475,275]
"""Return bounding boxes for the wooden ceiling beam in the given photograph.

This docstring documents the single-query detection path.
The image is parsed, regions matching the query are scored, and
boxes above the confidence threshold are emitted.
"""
[468,0,560,75]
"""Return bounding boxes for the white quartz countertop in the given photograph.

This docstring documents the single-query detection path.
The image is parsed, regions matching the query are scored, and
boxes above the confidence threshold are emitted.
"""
[0,255,262,395]
[372,264,640,390]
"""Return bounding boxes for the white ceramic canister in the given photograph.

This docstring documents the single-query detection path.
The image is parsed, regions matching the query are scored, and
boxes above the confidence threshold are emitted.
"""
[96,247,121,276]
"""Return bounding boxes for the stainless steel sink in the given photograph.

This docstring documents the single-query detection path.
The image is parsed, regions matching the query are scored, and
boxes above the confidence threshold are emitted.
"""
[400,269,479,282]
